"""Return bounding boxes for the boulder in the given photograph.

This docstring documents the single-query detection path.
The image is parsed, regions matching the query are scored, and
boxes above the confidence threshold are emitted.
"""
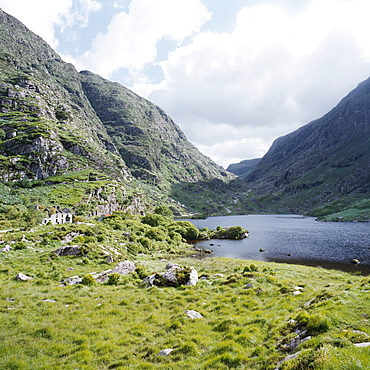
[92,261,136,283]
[53,245,81,256]
[15,273,33,281]
[185,309,203,319]
[0,245,12,252]
[61,275,82,286]
[143,266,198,287]
[158,348,173,356]
[111,260,136,275]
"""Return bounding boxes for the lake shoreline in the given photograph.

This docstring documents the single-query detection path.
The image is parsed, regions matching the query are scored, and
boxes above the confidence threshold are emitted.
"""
[188,214,370,275]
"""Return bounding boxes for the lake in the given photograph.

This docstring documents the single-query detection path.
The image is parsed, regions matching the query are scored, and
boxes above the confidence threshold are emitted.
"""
[189,215,370,275]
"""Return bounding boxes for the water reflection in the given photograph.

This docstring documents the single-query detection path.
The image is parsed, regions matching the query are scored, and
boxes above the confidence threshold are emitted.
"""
[189,215,370,275]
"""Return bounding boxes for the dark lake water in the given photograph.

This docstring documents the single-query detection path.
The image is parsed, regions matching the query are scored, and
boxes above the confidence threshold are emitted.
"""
[189,215,370,275]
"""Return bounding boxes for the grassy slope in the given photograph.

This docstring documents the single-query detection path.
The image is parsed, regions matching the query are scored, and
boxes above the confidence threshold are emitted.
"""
[0,221,369,369]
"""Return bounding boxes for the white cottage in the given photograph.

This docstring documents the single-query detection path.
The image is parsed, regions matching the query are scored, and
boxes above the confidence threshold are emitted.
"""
[41,206,73,225]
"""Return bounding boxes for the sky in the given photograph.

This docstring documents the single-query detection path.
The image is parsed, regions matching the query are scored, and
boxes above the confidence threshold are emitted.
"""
[1,0,370,168]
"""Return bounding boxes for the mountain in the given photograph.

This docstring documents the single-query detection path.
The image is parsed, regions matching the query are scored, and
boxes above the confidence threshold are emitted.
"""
[79,70,231,188]
[0,8,233,217]
[227,158,261,177]
[243,77,370,219]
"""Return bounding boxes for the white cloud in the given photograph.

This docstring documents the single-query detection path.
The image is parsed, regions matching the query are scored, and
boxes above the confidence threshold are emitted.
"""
[75,0,211,80]
[147,0,370,166]
[0,0,101,48]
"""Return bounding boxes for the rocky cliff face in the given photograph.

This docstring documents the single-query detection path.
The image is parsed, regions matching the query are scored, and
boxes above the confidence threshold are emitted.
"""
[0,8,129,181]
[244,77,370,212]
[79,71,232,188]
[0,8,232,199]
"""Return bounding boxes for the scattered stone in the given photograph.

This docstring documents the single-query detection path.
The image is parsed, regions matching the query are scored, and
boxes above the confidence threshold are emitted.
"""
[6,298,15,302]
[53,245,81,256]
[185,309,203,319]
[106,255,114,263]
[166,263,180,270]
[111,260,136,275]
[212,274,224,278]
[350,259,360,264]
[244,283,254,289]
[15,273,33,281]
[143,266,198,287]
[61,275,82,286]
[354,342,370,347]
[275,352,302,369]
[203,249,213,254]
[143,274,156,286]
[303,297,316,307]
[0,245,11,252]
[66,267,74,271]
[42,299,56,303]
[158,348,173,356]
[289,330,310,351]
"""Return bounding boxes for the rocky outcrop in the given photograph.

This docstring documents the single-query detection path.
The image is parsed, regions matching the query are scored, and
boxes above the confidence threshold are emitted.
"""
[143,265,198,287]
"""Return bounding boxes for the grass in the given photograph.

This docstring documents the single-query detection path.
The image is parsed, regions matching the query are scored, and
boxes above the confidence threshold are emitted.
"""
[0,217,369,369]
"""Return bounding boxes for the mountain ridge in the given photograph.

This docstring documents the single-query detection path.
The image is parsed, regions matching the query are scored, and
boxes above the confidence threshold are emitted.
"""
[0,8,233,218]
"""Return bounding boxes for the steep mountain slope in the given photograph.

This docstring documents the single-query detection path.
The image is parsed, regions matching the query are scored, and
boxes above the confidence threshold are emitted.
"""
[0,8,234,218]
[227,158,261,177]
[244,77,370,216]
[0,8,129,181]
[79,70,232,189]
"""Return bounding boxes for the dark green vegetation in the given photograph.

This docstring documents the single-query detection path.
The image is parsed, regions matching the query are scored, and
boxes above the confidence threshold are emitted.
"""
[1,213,369,369]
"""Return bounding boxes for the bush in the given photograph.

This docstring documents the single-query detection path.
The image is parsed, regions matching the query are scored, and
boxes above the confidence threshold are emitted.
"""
[81,274,96,286]
[141,213,167,227]
[14,241,27,250]
[107,273,121,286]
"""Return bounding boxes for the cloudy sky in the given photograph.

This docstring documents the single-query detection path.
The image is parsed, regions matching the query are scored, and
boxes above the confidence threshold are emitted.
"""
[1,0,370,168]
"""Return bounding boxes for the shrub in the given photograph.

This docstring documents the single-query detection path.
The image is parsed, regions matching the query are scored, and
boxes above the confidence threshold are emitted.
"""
[14,241,27,250]
[154,205,173,218]
[81,274,96,286]
[107,273,121,286]
[141,213,167,227]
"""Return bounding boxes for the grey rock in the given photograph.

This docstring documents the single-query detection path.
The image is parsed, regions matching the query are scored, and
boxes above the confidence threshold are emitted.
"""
[15,273,33,281]
[0,245,12,252]
[42,299,56,303]
[354,342,370,347]
[275,351,301,369]
[143,274,157,287]
[111,260,136,275]
[186,267,198,286]
[166,263,180,270]
[53,245,81,256]
[212,274,224,278]
[244,283,254,289]
[185,309,203,319]
[143,266,198,287]
[158,348,173,356]
[61,275,82,286]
